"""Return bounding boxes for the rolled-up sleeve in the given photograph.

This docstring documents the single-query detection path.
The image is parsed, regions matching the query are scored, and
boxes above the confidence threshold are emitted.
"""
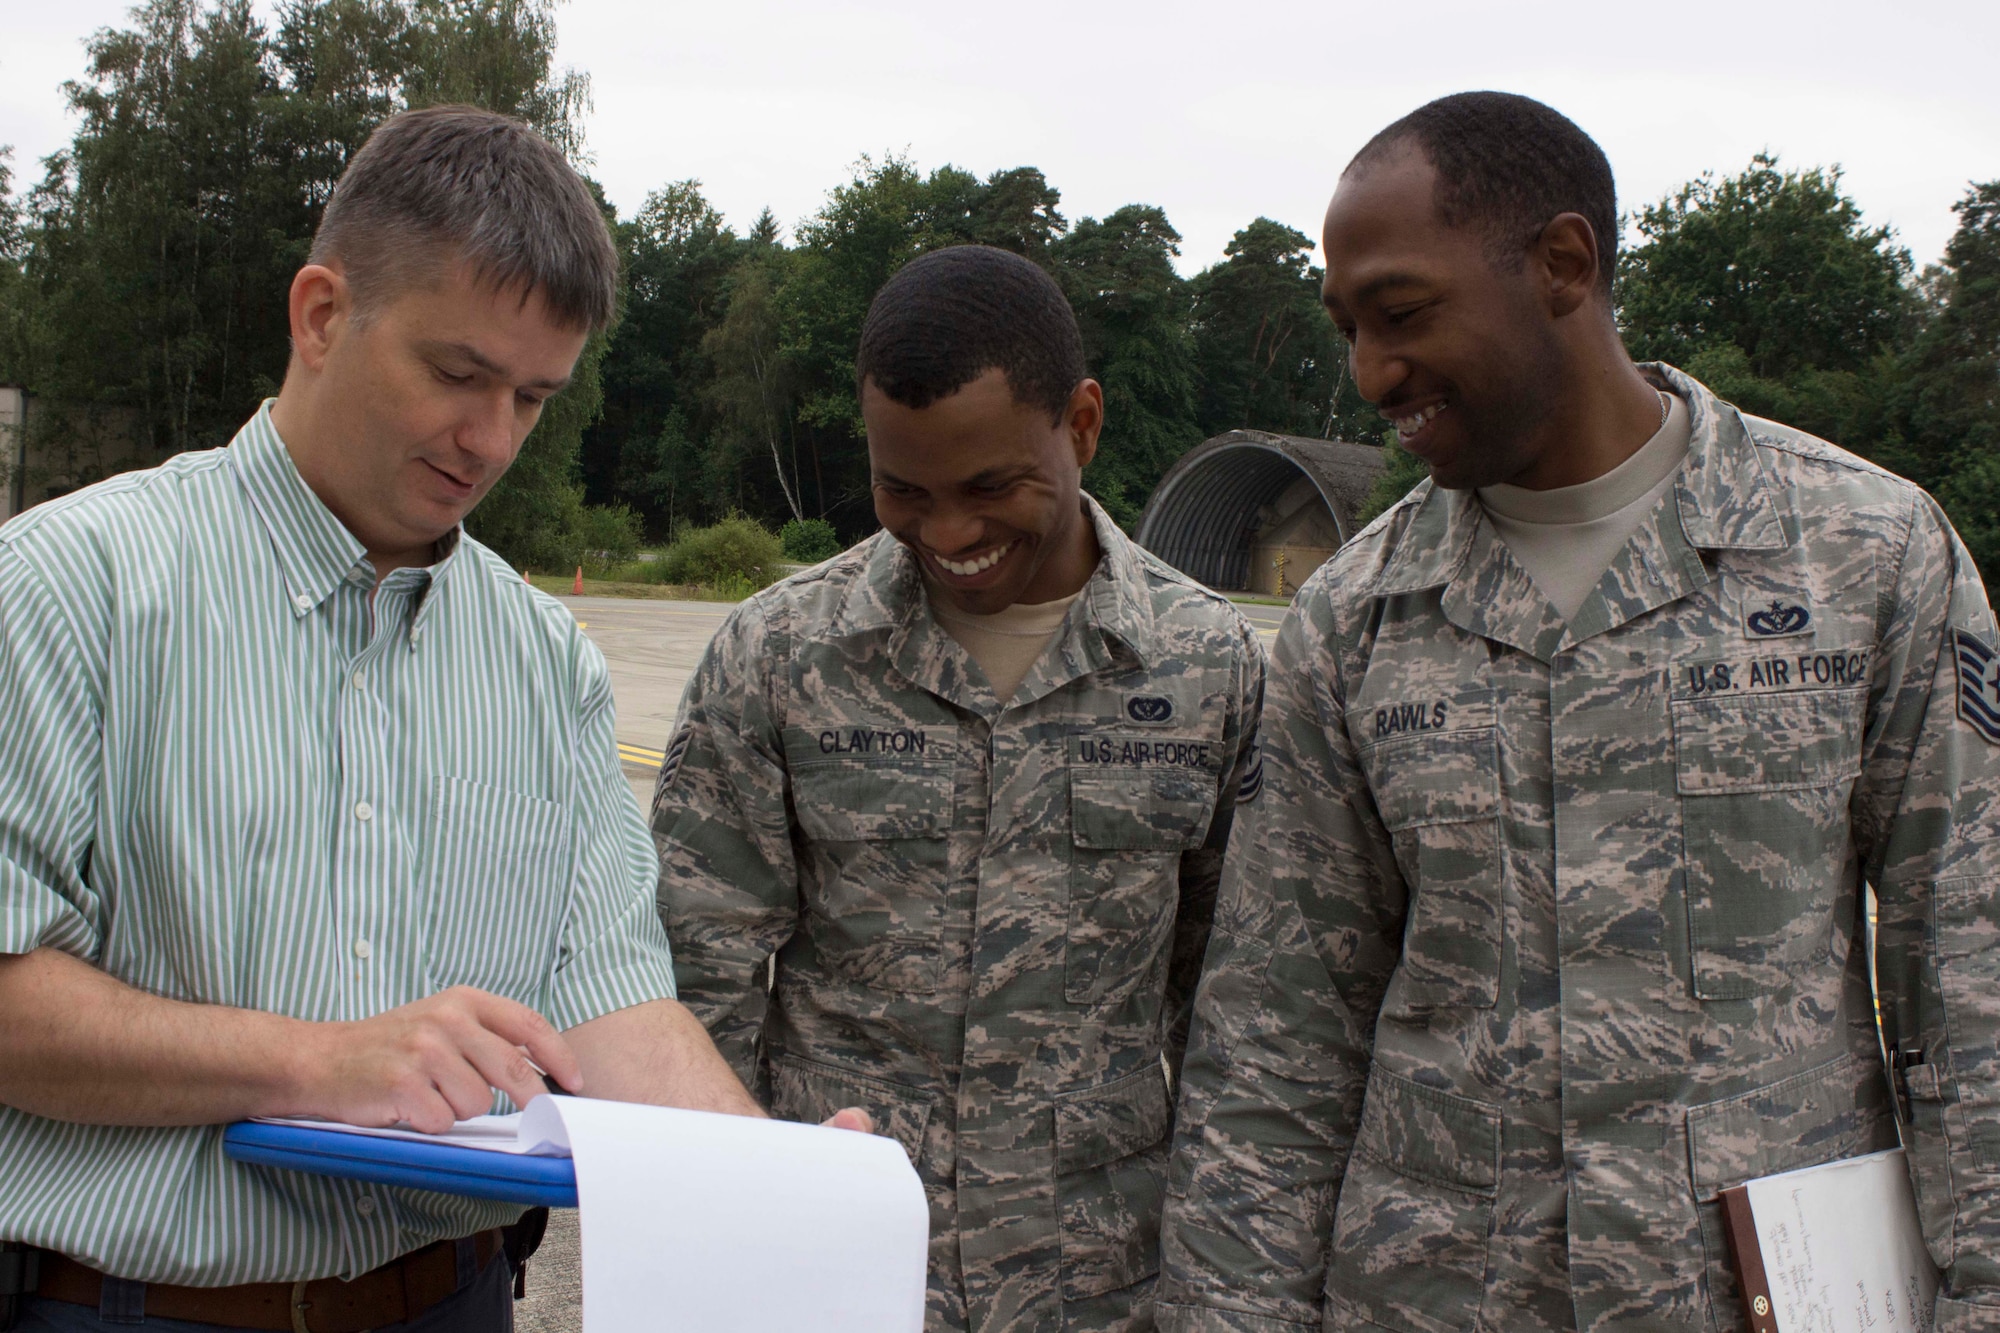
[544,631,678,1033]
[0,543,105,960]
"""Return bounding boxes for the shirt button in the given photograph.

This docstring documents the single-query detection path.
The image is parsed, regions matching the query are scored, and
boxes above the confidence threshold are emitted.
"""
[355,1195,376,1217]
[353,938,372,960]
[354,801,373,822]
[294,594,312,612]
[351,672,366,690]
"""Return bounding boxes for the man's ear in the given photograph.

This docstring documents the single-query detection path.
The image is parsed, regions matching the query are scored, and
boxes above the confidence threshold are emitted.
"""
[288,263,352,373]
[1534,213,1600,319]
[1067,379,1104,471]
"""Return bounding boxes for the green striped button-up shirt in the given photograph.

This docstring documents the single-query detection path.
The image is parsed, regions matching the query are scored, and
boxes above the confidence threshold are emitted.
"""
[0,404,676,1285]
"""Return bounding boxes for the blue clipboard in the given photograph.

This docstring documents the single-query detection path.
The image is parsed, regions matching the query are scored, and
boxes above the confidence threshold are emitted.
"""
[223,1122,578,1207]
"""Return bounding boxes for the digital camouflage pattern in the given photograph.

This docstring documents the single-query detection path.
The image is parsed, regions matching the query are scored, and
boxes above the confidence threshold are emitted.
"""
[1158,365,2000,1332]
[654,498,1265,1332]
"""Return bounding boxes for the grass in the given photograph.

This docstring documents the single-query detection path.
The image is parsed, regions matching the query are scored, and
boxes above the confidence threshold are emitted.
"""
[523,573,746,602]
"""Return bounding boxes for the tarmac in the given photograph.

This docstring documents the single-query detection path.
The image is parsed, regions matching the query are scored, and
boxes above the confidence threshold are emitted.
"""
[512,589,1289,1331]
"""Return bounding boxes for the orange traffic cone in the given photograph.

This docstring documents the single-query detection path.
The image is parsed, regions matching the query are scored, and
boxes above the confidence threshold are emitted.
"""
[572,566,584,596]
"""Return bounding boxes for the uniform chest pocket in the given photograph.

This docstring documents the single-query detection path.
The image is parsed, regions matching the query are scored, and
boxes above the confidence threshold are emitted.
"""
[421,776,576,1006]
[1671,687,1864,1000]
[1362,728,1503,1013]
[1066,766,1217,1006]
[786,728,955,994]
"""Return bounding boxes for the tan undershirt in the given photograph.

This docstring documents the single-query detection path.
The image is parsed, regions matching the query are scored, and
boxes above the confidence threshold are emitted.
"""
[927,584,1082,702]
[1477,392,1692,623]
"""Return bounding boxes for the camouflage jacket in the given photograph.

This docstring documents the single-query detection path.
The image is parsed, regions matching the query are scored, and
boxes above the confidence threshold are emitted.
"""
[654,498,1265,1332]
[1159,366,2000,1332]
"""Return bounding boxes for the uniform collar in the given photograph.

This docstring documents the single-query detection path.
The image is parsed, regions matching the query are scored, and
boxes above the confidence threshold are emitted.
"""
[1651,362,1791,553]
[1366,364,1793,659]
[828,494,1154,711]
[229,400,464,621]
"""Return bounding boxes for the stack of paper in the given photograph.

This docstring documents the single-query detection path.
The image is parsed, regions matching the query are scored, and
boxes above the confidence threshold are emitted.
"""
[1721,1148,1938,1333]
[232,1097,928,1333]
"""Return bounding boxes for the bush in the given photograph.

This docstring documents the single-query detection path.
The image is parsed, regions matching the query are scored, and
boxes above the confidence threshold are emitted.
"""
[653,515,786,592]
[1354,437,1427,528]
[780,517,842,563]
[574,504,643,575]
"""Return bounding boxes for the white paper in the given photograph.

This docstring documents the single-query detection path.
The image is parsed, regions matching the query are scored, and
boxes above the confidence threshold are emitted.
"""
[249,1109,571,1157]
[1744,1147,1939,1332]
[544,1095,929,1333]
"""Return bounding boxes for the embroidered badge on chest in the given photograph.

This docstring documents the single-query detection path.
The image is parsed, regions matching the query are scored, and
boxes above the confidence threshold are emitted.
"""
[1126,695,1175,724]
[1955,630,2000,745]
[1744,597,1814,638]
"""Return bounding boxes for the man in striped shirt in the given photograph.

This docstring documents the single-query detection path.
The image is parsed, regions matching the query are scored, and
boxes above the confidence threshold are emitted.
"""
[0,107,821,1333]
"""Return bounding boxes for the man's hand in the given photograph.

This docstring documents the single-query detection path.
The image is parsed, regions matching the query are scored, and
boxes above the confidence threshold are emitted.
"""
[823,1108,874,1133]
[300,987,582,1134]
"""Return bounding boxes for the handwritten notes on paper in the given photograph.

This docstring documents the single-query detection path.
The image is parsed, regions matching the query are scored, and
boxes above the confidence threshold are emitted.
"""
[1742,1149,1938,1333]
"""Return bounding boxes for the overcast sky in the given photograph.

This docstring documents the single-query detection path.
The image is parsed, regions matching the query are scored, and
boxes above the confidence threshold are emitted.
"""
[5,0,1997,276]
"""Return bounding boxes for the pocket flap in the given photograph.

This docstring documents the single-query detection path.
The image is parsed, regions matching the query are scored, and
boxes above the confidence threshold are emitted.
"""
[1686,1053,1896,1197]
[1069,772,1216,851]
[769,1054,934,1168]
[1672,687,1864,794]
[1055,1061,1173,1174]
[1363,728,1500,832]
[784,727,955,841]
[1353,1067,1500,1196]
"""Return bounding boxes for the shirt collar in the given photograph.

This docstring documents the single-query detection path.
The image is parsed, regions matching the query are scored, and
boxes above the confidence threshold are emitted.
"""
[824,495,1158,709]
[228,400,466,621]
[831,495,1155,653]
[1370,361,1790,605]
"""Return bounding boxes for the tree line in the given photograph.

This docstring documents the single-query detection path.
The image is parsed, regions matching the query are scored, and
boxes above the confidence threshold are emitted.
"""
[1,0,1994,586]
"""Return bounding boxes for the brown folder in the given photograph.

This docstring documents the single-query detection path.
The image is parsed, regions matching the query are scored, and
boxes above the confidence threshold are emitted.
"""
[1720,1183,1779,1333]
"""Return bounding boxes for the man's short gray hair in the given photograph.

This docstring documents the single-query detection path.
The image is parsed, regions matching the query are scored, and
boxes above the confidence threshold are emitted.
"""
[309,105,618,331]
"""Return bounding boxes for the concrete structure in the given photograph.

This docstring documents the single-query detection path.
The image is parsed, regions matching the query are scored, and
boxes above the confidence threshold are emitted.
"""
[0,387,23,523]
[0,389,153,522]
[1135,429,1387,595]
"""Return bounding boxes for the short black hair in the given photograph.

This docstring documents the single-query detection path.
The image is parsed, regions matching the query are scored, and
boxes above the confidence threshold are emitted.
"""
[856,245,1086,422]
[1348,92,1617,293]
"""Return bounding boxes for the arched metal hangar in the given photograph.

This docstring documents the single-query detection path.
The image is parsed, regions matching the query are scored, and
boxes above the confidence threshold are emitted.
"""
[1136,429,1387,595]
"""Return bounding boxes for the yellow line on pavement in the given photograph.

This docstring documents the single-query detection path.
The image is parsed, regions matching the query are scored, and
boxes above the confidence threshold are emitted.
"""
[618,743,666,769]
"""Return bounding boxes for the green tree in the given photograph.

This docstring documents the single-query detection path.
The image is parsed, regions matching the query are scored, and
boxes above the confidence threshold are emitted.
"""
[1881,182,2000,584]
[705,251,809,522]
[0,150,30,386]
[1189,218,1344,439]
[1051,204,1201,525]
[25,0,296,454]
[1355,438,1427,527]
[1617,155,1912,442]
[11,0,625,569]
[586,179,739,533]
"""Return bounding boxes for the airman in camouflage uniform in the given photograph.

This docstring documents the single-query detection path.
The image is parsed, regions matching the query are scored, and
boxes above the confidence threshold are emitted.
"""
[1160,98,2000,1333]
[1163,365,2000,1331]
[653,246,1265,1332]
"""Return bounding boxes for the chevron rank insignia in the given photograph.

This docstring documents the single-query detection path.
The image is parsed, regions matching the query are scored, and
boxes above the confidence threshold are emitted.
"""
[1236,741,1264,805]
[658,725,693,790]
[1956,630,2000,745]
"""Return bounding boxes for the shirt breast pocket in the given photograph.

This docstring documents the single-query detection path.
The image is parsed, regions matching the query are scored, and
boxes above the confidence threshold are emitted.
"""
[1066,768,1217,1006]
[1671,686,1864,1000]
[421,775,576,1006]
[786,734,955,994]
[1363,727,1504,1013]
